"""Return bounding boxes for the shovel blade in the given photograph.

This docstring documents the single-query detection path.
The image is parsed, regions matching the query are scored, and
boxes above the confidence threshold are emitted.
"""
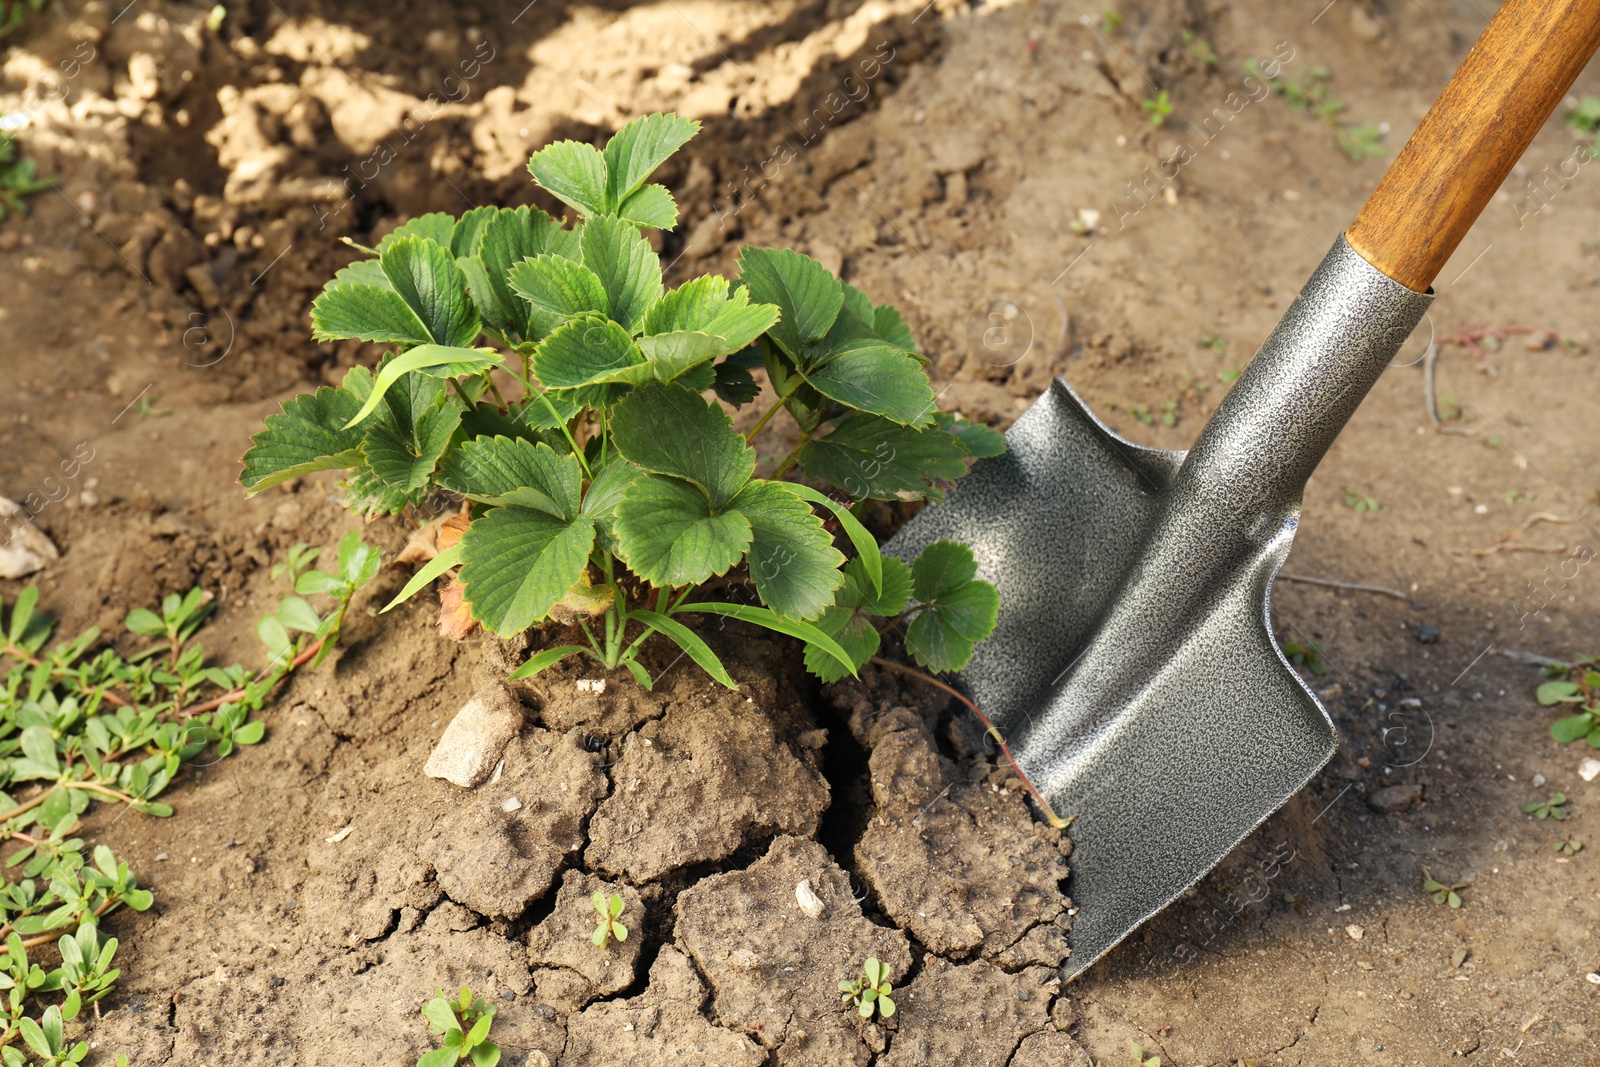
[886,377,1334,980]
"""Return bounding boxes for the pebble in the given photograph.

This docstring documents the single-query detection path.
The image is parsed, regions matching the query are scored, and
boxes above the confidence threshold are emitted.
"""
[1588,973,1600,985]
[1366,783,1424,813]
[795,878,825,919]
[1345,925,1364,941]
[501,796,522,813]
[0,497,59,579]
[424,686,525,788]
[1533,773,1546,786]
[1579,758,1600,782]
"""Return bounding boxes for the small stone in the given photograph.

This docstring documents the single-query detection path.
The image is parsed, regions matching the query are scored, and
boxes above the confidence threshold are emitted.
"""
[1532,773,1547,786]
[576,678,606,693]
[1366,783,1423,813]
[1451,948,1468,968]
[424,685,526,788]
[1579,758,1600,782]
[1414,623,1441,644]
[1588,973,1600,985]
[0,498,59,579]
[154,852,169,861]
[324,825,354,843]
[794,878,825,919]
[502,796,522,813]
[1345,924,1364,941]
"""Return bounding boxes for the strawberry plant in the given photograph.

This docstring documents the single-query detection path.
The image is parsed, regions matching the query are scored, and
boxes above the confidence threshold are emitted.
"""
[241,114,1004,689]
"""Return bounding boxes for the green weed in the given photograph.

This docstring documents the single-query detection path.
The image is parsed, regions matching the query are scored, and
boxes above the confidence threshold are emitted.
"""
[1537,661,1600,747]
[590,892,627,949]
[0,535,373,1058]
[0,134,49,220]
[418,986,499,1067]
[839,958,895,1020]
[1141,90,1174,128]
[1341,488,1380,513]
[1523,792,1568,820]
[1422,870,1467,908]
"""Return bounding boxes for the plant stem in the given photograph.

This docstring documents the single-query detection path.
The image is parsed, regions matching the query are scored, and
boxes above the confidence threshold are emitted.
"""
[483,373,509,411]
[744,375,804,441]
[868,656,1072,830]
[769,428,814,480]
[534,390,592,478]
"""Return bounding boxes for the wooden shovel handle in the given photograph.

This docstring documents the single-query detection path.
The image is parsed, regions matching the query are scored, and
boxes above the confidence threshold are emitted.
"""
[1345,0,1600,292]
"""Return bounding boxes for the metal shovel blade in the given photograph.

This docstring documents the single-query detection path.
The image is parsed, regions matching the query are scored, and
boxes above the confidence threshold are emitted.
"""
[886,237,1432,979]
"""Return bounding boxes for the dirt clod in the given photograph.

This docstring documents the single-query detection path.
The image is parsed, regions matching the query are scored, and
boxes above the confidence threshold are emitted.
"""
[585,689,830,883]
[854,715,1070,960]
[424,683,528,787]
[527,870,646,1012]
[877,956,1064,1067]
[676,836,911,1064]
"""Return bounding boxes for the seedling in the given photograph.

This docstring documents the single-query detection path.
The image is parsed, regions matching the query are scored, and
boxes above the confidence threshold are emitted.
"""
[840,957,895,1020]
[590,892,627,949]
[240,113,1002,691]
[1422,870,1467,908]
[1141,90,1174,128]
[418,986,499,1067]
[1554,835,1582,856]
[1248,61,1384,163]
[1337,124,1386,162]
[1196,333,1226,356]
[0,133,49,219]
[1217,366,1242,384]
[1523,792,1569,820]
[1181,30,1218,67]
[1567,95,1600,157]
[1341,488,1380,513]
[1280,639,1327,676]
[1099,9,1123,34]
[0,537,373,1059]
[1127,1041,1161,1067]
[1536,661,1600,747]
[1282,892,1307,915]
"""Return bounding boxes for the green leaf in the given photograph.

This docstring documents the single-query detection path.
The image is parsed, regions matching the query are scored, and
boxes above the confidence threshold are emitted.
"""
[1537,680,1584,705]
[277,595,323,634]
[873,303,916,352]
[470,1040,502,1067]
[19,726,58,778]
[417,1048,457,1067]
[634,331,733,382]
[802,339,937,427]
[799,413,968,501]
[438,437,582,519]
[877,993,895,1019]
[616,184,678,229]
[629,609,736,688]
[579,215,663,333]
[581,458,639,549]
[122,607,164,637]
[680,601,857,677]
[466,206,581,344]
[343,346,501,429]
[603,113,699,207]
[457,510,596,635]
[935,412,1007,458]
[507,645,586,681]
[382,545,462,613]
[712,350,763,408]
[311,283,436,346]
[380,236,480,347]
[527,138,609,218]
[613,476,751,587]
[374,212,457,253]
[240,385,365,494]
[530,314,646,389]
[17,1017,48,1058]
[611,381,754,509]
[234,720,266,745]
[905,541,999,673]
[1552,713,1594,743]
[728,481,845,620]
[422,997,460,1034]
[783,482,882,596]
[360,373,462,491]
[508,254,610,321]
[737,247,842,359]
[451,205,498,257]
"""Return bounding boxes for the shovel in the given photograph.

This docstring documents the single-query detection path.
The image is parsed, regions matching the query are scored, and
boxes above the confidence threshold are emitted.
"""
[887,0,1600,980]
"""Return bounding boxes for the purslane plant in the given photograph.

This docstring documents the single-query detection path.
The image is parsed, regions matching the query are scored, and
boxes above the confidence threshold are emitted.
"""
[241,113,1003,688]
[0,535,375,1058]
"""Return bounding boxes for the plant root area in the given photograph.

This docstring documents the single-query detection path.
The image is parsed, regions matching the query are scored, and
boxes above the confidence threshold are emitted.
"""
[4,0,1600,1063]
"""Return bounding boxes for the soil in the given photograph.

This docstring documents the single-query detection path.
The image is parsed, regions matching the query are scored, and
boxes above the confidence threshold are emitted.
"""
[3,0,1600,1064]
